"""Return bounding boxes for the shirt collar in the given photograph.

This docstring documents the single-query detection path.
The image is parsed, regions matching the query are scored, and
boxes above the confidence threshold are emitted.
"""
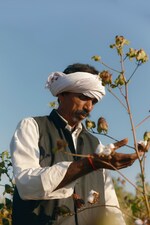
[55,110,82,135]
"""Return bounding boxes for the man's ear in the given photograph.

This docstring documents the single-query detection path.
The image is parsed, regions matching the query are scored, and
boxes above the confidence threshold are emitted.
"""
[57,93,64,103]
[58,92,70,104]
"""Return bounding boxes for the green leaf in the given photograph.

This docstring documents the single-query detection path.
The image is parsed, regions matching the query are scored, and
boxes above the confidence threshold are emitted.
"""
[5,184,14,194]
[5,198,13,209]
[0,203,4,209]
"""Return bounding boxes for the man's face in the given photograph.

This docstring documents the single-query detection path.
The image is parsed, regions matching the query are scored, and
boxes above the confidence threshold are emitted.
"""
[58,92,98,126]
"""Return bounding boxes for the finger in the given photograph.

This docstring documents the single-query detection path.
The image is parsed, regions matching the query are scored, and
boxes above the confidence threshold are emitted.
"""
[115,160,135,169]
[111,156,136,170]
[102,157,135,170]
[120,157,136,168]
[116,152,138,161]
[113,138,128,151]
[127,150,144,158]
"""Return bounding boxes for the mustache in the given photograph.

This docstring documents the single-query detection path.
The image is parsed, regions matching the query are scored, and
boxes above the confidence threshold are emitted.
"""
[75,110,90,117]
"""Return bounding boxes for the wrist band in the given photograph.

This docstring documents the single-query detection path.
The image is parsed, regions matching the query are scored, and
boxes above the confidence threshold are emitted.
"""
[87,155,97,170]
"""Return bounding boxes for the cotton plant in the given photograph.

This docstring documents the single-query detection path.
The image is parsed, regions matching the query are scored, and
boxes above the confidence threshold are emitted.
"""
[47,35,150,223]
[0,151,14,225]
[134,218,144,225]
[86,35,150,222]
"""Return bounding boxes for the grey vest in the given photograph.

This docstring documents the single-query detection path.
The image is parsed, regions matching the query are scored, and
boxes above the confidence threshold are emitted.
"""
[12,110,105,225]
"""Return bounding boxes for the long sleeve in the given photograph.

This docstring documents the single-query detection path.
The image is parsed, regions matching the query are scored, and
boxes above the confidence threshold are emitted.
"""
[103,169,126,225]
[10,117,76,200]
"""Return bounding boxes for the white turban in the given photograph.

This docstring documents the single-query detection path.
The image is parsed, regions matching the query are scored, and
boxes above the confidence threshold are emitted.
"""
[45,71,105,101]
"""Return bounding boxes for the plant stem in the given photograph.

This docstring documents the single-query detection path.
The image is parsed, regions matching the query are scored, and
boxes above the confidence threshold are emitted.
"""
[107,87,127,110]
[104,162,147,195]
[135,115,150,129]
[127,62,141,83]
[63,150,146,195]
[91,130,135,149]
[124,79,150,217]
[4,164,15,189]
[100,61,121,73]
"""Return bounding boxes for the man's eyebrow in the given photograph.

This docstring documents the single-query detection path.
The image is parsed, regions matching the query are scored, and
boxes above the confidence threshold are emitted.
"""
[77,94,98,103]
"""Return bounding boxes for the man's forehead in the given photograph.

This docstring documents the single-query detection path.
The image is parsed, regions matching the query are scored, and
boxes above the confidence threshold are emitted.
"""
[68,92,98,101]
[59,92,98,104]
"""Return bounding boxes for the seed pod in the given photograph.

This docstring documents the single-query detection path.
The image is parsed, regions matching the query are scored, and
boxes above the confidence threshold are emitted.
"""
[85,119,96,130]
[99,70,112,86]
[97,117,108,134]
[143,132,150,141]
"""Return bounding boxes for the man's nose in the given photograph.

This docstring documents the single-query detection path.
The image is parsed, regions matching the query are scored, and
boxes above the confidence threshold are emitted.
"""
[84,100,93,112]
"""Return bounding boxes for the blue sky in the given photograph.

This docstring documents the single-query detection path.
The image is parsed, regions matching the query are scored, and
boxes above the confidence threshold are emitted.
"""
[0,0,150,192]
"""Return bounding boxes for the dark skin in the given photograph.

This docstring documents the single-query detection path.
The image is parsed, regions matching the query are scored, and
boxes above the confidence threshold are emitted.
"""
[55,92,143,190]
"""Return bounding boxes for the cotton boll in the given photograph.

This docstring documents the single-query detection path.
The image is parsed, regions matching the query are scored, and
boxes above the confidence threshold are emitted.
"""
[138,140,147,146]
[107,143,115,149]
[95,143,105,155]
[134,218,143,225]
[95,143,114,156]
[138,140,149,152]
[87,195,95,204]
[103,144,114,156]
[87,190,100,204]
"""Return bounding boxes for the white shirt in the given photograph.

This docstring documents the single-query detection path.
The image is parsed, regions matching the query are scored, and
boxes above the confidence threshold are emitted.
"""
[10,117,126,224]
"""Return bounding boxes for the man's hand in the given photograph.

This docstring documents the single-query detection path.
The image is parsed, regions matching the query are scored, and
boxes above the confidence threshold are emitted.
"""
[92,138,143,170]
[55,138,145,190]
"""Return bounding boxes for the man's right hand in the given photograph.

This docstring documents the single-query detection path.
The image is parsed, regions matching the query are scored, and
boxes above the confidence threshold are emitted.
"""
[92,138,144,170]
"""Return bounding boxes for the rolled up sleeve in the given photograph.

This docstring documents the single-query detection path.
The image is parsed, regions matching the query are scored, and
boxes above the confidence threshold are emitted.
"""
[10,118,75,200]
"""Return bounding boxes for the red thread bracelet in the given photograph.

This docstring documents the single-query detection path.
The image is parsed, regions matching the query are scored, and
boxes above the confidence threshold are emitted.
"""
[87,155,97,170]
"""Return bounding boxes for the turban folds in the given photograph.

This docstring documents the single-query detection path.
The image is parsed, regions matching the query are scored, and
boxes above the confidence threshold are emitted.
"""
[46,71,105,101]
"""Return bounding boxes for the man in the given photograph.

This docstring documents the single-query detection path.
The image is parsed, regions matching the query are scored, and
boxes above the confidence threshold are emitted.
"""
[10,63,140,225]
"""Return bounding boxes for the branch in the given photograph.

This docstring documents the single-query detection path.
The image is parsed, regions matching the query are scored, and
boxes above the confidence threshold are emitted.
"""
[107,87,127,110]
[77,204,139,221]
[91,130,135,150]
[100,60,121,73]
[135,115,150,129]
[58,202,140,223]
[127,62,141,83]
[98,161,147,196]
[62,149,147,196]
